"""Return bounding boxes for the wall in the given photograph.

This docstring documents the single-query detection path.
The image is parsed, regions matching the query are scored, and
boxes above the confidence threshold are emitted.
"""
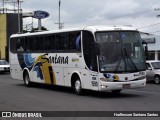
[0,13,21,61]
[0,14,7,59]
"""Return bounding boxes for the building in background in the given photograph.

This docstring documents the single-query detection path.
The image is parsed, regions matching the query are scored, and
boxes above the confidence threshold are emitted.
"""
[141,32,160,60]
[0,1,49,61]
[0,13,22,61]
[0,0,23,61]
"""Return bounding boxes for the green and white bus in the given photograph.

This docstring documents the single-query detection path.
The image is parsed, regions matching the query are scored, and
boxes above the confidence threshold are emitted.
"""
[9,25,147,94]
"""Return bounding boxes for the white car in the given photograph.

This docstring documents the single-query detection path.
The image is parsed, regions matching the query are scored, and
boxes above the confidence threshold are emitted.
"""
[0,60,10,73]
[146,60,160,84]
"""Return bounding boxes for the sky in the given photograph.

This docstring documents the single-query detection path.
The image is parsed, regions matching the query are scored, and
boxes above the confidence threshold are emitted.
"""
[2,0,160,34]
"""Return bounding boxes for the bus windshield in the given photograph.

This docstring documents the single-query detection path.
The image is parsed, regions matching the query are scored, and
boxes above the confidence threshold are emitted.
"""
[96,31,146,73]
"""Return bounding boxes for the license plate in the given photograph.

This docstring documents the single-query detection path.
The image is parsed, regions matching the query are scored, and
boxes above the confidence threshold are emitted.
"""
[123,84,130,88]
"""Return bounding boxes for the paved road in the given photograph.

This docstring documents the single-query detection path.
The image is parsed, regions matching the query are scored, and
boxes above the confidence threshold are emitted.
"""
[0,74,160,120]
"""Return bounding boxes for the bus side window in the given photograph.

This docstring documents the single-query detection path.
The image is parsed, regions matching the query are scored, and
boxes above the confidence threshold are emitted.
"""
[34,36,44,51]
[68,33,76,50]
[61,33,68,50]
[10,38,16,53]
[16,39,20,51]
[26,37,33,51]
[45,35,56,51]
[68,32,81,51]
[76,35,81,50]
[16,38,25,52]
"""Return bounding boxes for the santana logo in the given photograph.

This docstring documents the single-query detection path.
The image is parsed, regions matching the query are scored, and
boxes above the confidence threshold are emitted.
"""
[47,54,69,64]
[40,54,69,64]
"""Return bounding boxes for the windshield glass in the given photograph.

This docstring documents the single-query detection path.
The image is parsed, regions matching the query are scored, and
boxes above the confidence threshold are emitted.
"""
[0,60,9,65]
[96,31,146,73]
[151,62,160,69]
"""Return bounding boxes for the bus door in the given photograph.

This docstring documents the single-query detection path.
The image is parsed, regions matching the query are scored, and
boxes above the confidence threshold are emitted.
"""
[89,47,99,91]
[83,30,99,91]
[90,70,99,91]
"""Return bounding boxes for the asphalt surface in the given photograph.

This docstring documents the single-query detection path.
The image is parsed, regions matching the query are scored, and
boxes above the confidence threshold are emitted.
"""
[0,74,160,120]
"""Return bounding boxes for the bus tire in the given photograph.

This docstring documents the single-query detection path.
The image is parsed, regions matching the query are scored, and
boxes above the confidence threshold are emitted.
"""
[74,78,83,95]
[24,72,32,87]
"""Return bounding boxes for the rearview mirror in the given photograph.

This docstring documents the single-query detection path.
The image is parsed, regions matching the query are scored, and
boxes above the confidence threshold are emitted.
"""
[142,40,149,60]
[145,46,149,60]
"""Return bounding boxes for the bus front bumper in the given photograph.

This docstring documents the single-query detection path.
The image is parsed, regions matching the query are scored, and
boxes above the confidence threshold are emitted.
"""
[99,79,146,91]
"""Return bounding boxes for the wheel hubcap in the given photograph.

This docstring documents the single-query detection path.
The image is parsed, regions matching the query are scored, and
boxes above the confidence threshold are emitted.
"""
[25,75,29,85]
[75,80,81,92]
[155,77,160,84]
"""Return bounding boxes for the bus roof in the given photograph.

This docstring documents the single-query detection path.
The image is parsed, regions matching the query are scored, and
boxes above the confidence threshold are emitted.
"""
[10,25,137,38]
[85,25,137,32]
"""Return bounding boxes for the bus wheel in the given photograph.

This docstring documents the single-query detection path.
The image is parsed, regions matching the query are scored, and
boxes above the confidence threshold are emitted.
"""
[112,90,121,94]
[74,79,83,95]
[24,72,32,87]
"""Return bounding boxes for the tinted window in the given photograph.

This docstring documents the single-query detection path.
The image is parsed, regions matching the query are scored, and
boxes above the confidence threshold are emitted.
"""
[55,33,68,50]
[16,38,25,52]
[10,31,82,53]
[68,32,81,51]
[34,36,44,51]
[10,38,16,53]
[26,37,34,51]
[45,35,56,51]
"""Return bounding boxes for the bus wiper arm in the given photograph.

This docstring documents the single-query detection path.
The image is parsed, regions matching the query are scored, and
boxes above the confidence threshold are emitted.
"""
[114,48,126,71]
[123,48,138,72]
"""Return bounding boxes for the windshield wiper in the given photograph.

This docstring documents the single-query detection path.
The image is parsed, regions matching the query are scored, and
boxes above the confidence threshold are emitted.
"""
[114,48,127,72]
[123,48,138,72]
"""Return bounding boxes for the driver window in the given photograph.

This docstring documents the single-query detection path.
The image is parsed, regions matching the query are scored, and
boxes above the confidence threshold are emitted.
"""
[146,63,152,70]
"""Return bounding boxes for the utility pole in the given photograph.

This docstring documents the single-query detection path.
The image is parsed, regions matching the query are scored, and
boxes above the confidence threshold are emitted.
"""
[17,0,21,33]
[59,0,61,29]
[55,22,64,29]
[2,0,4,13]
[55,0,64,29]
